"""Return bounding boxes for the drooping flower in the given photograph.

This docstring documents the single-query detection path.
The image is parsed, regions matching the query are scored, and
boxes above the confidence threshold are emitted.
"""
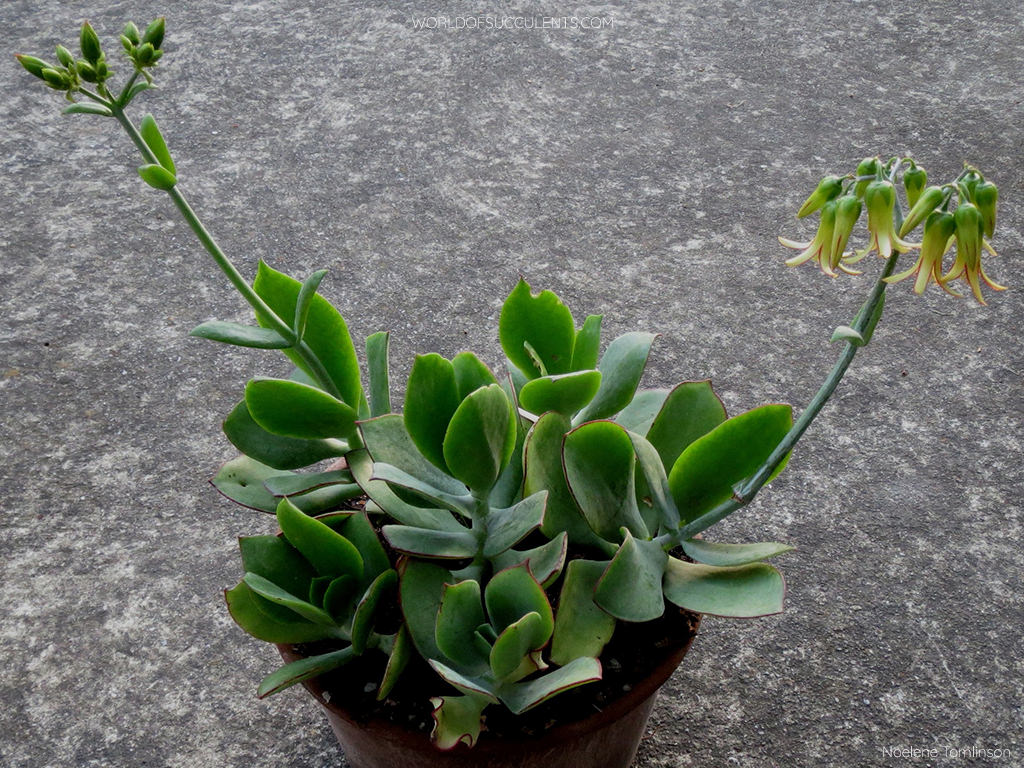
[796,175,844,218]
[847,180,914,262]
[884,211,959,297]
[940,202,1006,305]
[974,181,998,237]
[779,200,860,276]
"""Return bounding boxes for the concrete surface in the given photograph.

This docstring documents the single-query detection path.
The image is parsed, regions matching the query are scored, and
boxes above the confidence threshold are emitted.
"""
[1,1,1021,766]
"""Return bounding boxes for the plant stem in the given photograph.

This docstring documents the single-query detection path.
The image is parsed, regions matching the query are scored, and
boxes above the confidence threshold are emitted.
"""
[657,199,906,549]
[109,105,344,401]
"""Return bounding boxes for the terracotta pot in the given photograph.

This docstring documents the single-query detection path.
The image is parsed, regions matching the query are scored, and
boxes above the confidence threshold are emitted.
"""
[276,613,700,768]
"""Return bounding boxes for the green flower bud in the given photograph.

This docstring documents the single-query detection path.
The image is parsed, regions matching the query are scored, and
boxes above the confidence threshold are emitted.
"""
[141,18,165,50]
[120,35,136,53]
[854,157,879,197]
[16,54,53,79]
[960,170,982,202]
[903,164,927,209]
[123,21,141,46]
[973,181,997,238]
[898,185,945,237]
[953,203,983,271]
[55,45,75,69]
[829,194,862,270]
[136,42,155,66]
[41,67,70,90]
[797,175,844,219]
[80,21,102,64]
[95,58,110,81]
[76,60,98,83]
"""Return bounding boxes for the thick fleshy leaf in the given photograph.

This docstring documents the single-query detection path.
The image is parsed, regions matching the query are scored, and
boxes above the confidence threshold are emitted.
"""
[490,612,547,680]
[627,430,681,531]
[499,279,576,378]
[435,580,490,672]
[322,574,358,619]
[257,647,354,698]
[293,269,328,339]
[365,331,392,417]
[398,559,452,660]
[238,535,315,598]
[490,382,526,509]
[140,113,175,174]
[613,388,670,434]
[523,413,606,547]
[499,657,602,714]
[668,404,793,523]
[348,448,463,532]
[371,463,474,517]
[225,582,337,644]
[404,354,461,471]
[222,400,346,471]
[594,530,667,621]
[571,315,603,370]
[646,381,727,470]
[276,497,363,579]
[351,570,398,654]
[189,320,291,349]
[663,558,785,617]
[490,533,567,588]
[382,524,477,560]
[245,378,357,440]
[63,103,113,116]
[484,564,553,638]
[319,511,391,586]
[551,559,617,665]
[429,660,499,703]
[519,370,602,416]
[263,469,353,497]
[358,415,470,498]
[563,421,648,541]
[452,352,499,400]
[253,261,362,408]
[483,491,547,558]
[575,332,657,422]
[680,539,794,567]
[431,694,488,750]
[442,384,515,494]
[379,624,412,699]
[211,456,289,512]
[243,572,337,626]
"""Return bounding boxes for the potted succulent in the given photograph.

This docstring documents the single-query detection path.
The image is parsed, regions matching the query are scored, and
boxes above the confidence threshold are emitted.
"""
[18,19,1007,768]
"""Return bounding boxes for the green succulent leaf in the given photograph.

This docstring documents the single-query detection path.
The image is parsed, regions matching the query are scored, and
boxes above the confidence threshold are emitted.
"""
[63,103,113,116]
[668,404,793,523]
[318,511,391,586]
[435,580,490,673]
[245,377,357,440]
[452,352,499,400]
[263,469,354,497]
[429,660,499,703]
[574,332,657,423]
[570,314,603,370]
[404,354,461,471]
[442,384,515,494]
[351,569,398,654]
[365,331,391,417]
[382,524,477,560]
[371,463,474,517]
[253,261,362,409]
[500,279,576,378]
[211,455,289,512]
[518,370,602,416]
[562,420,648,542]
[293,269,328,340]
[399,559,453,660]
[225,582,337,644]
[322,574,358,619]
[594,530,668,622]
[359,415,471,498]
[190,320,292,349]
[276,497,363,580]
[139,113,175,174]
[379,624,412,700]
[222,400,346,471]
[646,381,727,470]
[484,564,553,638]
[551,559,617,665]
[484,491,547,558]
[348,448,464,532]
[490,384,526,509]
[663,558,785,617]
[137,163,176,190]
[613,388,670,434]
[257,647,355,698]
[490,532,568,588]
[238,535,315,599]
[499,657,602,714]
[680,539,794,567]
[243,572,337,626]
[490,612,547,680]
[627,429,681,532]
[430,694,489,750]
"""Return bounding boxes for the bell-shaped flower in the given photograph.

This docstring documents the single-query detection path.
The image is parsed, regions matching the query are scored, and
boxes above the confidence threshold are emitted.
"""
[941,203,1006,305]
[779,200,859,277]
[898,185,945,237]
[974,181,998,237]
[848,181,914,263]
[884,211,959,297]
[796,175,844,218]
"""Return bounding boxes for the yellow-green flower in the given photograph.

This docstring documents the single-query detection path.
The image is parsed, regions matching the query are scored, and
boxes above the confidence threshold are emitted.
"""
[941,203,1006,305]
[779,200,859,277]
[884,211,959,297]
[847,181,914,263]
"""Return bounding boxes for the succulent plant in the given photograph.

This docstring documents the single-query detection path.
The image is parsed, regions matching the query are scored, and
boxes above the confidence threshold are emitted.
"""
[19,20,1006,752]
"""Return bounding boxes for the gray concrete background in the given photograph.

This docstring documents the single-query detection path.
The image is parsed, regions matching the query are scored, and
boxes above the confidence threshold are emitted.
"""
[2,1,1021,766]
